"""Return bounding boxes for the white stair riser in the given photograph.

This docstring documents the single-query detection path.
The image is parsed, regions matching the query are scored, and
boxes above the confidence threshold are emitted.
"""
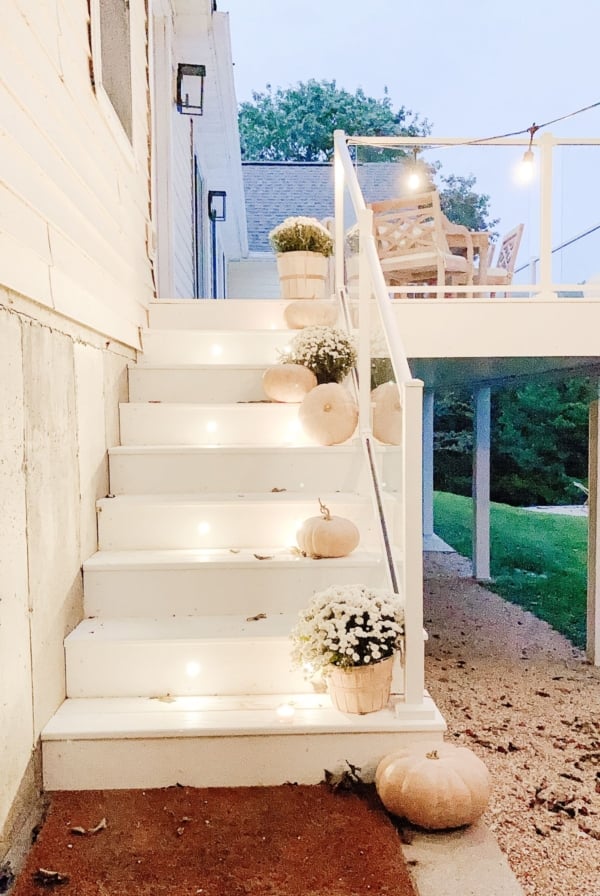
[148,300,291,332]
[108,448,402,495]
[83,562,391,617]
[65,638,307,697]
[140,330,294,365]
[128,366,268,403]
[97,499,393,550]
[42,730,443,790]
[119,403,319,447]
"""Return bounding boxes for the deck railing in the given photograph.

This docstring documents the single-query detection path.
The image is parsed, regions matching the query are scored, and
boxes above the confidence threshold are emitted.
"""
[336,130,600,300]
[333,130,425,705]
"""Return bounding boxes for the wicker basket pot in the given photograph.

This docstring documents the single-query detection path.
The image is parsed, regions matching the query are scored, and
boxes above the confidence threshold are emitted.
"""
[327,655,394,714]
[276,251,329,299]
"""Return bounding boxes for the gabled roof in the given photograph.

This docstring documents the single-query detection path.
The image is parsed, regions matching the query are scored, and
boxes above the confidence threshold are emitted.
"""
[242,161,406,253]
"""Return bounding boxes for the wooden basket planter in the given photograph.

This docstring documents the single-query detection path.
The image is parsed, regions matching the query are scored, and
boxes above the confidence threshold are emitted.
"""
[326,655,394,714]
[276,251,329,299]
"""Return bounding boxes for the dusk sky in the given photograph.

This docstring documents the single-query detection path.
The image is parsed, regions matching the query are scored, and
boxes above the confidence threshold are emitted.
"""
[222,0,600,281]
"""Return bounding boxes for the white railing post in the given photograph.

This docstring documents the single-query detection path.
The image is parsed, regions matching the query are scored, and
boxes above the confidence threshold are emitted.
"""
[401,379,425,705]
[358,207,373,430]
[333,130,346,296]
[539,131,554,293]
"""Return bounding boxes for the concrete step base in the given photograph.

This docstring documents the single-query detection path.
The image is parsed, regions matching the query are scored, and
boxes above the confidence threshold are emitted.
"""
[42,693,446,789]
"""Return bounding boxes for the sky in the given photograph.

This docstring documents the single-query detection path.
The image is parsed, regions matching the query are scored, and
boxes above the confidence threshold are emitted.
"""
[220,0,600,282]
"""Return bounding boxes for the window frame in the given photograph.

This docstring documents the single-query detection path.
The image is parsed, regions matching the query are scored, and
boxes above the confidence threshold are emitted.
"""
[89,0,136,161]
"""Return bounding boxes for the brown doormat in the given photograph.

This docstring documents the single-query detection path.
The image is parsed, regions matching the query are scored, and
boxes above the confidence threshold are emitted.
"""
[10,784,417,896]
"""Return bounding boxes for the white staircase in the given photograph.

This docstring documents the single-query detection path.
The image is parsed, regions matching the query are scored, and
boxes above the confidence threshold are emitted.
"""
[42,299,444,790]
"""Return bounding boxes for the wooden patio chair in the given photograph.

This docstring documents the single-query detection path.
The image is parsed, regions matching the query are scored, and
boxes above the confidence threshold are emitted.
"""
[368,191,474,293]
[477,223,524,287]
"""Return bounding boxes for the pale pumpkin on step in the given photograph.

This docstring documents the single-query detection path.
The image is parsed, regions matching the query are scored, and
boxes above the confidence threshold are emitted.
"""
[298,383,358,445]
[262,363,317,403]
[372,382,402,445]
[296,498,360,558]
[284,300,339,329]
[375,741,491,830]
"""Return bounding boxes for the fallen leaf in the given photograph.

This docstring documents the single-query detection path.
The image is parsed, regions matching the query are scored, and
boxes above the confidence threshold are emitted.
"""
[271,487,287,493]
[246,613,267,622]
[229,549,241,554]
[253,554,273,561]
[33,868,70,887]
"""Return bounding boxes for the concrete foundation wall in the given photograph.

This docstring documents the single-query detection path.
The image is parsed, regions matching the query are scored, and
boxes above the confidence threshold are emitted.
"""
[0,294,131,860]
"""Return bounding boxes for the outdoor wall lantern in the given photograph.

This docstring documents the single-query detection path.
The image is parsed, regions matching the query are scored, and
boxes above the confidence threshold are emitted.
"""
[176,63,206,115]
[208,190,227,298]
[208,190,227,222]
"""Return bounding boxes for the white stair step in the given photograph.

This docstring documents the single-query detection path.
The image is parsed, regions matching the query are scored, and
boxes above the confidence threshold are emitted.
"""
[108,445,402,495]
[64,614,307,697]
[119,402,323,447]
[140,329,294,365]
[83,548,395,617]
[128,364,269,403]
[148,299,292,331]
[41,693,446,789]
[96,493,394,551]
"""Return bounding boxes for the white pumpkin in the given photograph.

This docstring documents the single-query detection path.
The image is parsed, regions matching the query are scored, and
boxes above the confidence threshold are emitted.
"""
[296,499,360,558]
[262,364,317,403]
[299,383,358,445]
[372,382,402,445]
[376,741,491,830]
[284,300,339,330]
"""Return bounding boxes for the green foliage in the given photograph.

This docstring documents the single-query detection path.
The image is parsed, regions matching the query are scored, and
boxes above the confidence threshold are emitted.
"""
[433,491,588,648]
[434,379,594,506]
[433,390,473,497]
[238,79,427,162]
[439,173,499,238]
[491,379,594,506]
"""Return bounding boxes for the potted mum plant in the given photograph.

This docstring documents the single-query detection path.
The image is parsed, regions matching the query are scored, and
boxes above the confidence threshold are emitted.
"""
[282,326,356,384]
[269,216,334,299]
[290,583,405,714]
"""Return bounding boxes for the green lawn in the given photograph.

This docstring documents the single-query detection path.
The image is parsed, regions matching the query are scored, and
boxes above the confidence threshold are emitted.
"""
[433,491,588,649]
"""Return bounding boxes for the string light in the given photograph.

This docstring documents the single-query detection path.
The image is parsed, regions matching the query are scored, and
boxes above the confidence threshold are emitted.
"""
[351,100,600,186]
[406,147,422,191]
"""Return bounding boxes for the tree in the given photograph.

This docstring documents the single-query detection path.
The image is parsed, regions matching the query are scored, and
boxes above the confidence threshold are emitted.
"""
[439,173,499,237]
[434,379,594,506]
[238,79,427,162]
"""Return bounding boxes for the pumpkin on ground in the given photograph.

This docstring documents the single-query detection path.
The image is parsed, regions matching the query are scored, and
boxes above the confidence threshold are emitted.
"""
[284,300,339,330]
[296,498,360,558]
[372,381,402,445]
[298,383,358,445]
[262,363,317,403]
[375,741,491,830]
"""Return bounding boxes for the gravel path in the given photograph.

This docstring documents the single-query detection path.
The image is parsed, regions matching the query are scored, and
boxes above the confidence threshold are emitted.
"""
[423,552,600,896]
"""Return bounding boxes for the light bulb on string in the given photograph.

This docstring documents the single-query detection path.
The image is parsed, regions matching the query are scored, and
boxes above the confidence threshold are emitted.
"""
[405,147,423,192]
[517,124,538,184]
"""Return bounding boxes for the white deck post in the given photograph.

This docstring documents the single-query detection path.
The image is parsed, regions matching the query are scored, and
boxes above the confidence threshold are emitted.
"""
[402,379,425,705]
[472,386,491,581]
[587,400,600,665]
[422,388,435,545]
[333,131,346,296]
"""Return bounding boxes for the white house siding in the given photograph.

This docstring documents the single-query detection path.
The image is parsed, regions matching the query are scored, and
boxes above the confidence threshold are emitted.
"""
[172,115,195,297]
[169,4,247,299]
[0,0,154,346]
[0,0,152,857]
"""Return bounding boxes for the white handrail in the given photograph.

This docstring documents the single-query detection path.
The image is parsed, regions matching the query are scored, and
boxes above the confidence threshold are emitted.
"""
[334,130,425,704]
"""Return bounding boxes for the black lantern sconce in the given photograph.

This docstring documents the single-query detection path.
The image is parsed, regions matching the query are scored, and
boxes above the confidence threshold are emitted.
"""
[208,191,226,298]
[176,63,206,115]
[208,190,227,222]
